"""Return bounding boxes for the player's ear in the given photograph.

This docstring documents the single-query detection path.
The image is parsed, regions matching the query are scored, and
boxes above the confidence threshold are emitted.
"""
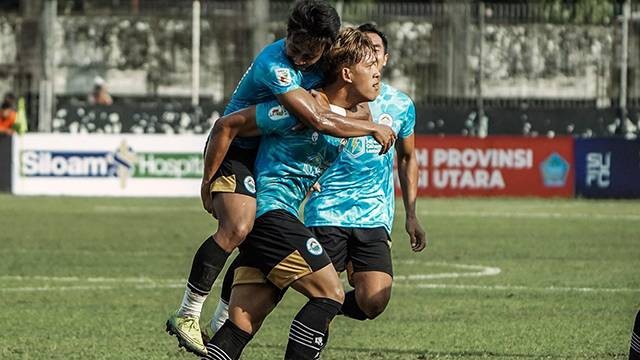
[382,53,389,68]
[341,67,353,83]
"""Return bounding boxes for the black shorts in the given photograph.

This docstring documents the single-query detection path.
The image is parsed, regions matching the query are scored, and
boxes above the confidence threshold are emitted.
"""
[208,144,258,198]
[233,210,333,289]
[309,226,393,276]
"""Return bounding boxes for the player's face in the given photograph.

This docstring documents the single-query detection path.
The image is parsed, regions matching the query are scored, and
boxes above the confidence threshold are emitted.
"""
[365,32,388,72]
[348,52,381,102]
[285,38,325,71]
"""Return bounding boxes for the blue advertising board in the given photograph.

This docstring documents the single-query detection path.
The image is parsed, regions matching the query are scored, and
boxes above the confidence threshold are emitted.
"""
[575,138,640,198]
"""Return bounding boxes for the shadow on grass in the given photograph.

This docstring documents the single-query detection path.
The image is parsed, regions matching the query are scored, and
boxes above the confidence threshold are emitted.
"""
[250,342,624,359]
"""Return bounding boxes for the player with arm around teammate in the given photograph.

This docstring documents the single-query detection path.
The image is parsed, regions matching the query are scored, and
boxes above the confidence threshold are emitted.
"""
[197,28,382,360]
[166,1,395,356]
[202,22,427,337]
[302,22,427,321]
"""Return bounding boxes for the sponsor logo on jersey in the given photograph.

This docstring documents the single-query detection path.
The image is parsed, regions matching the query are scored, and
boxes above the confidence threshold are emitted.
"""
[311,131,319,143]
[244,176,256,194]
[378,113,394,127]
[275,68,292,86]
[268,105,289,121]
[306,237,323,255]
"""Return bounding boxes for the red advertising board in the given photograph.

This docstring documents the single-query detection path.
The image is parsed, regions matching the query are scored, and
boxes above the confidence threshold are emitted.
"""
[395,136,574,197]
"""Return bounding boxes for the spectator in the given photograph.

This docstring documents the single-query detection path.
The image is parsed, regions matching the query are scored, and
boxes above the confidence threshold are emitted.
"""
[0,94,17,135]
[88,76,113,106]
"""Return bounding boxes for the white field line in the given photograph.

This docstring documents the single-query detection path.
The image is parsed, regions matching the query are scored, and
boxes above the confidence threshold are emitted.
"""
[418,210,640,221]
[393,262,501,280]
[399,283,640,293]
[2,262,638,294]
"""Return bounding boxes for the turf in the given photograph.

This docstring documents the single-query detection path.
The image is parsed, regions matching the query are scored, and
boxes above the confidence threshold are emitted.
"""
[0,194,638,359]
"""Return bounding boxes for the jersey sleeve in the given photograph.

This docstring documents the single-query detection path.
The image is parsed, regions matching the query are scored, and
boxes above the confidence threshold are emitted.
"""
[255,60,303,96]
[255,100,299,135]
[399,99,416,139]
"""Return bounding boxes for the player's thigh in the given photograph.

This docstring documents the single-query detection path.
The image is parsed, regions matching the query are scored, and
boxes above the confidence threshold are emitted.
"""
[214,192,256,234]
[349,227,393,277]
[228,282,279,335]
[309,226,350,273]
[290,264,344,303]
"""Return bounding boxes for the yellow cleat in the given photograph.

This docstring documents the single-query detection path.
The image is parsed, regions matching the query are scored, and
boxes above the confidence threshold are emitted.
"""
[166,312,207,357]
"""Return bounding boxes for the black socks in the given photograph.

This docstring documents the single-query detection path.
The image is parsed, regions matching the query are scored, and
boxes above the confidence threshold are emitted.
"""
[631,310,640,360]
[285,297,342,360]
[187,236,230,295]
[204,320,252,360]
[340,290,369,321]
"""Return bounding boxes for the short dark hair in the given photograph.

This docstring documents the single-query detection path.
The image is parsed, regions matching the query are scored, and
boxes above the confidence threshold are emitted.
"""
[288,0,341,45]
[358,22,388,54]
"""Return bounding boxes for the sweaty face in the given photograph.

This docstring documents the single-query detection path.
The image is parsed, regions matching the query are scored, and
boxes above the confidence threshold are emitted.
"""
[365,32,388,72]
[349,52,381,102]
[285,35,326,71]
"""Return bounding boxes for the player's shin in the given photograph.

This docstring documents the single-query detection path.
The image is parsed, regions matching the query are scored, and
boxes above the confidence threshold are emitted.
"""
[202,320,252,360]
[285,298,342,360]
[181,236,230,317]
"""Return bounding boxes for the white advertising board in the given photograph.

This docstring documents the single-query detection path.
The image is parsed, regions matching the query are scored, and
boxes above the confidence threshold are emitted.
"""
[12,134,208,197]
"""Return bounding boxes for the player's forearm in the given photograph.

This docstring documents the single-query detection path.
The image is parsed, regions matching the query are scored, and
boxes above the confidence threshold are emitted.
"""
[202,122,239,183]
[398,153,418,219]
[313,109,378,138]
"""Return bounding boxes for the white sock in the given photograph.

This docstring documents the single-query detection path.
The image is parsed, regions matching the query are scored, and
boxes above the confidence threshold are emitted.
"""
[210,299,230,332]
[177,288,207,318]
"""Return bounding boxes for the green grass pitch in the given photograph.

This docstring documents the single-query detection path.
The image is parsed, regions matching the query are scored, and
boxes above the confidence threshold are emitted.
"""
[0,194,638,359]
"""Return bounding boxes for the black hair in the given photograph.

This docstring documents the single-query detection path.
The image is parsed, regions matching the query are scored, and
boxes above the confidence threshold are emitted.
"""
[288,0,341,43]
[1,92,16,109]
[358,22,388,54]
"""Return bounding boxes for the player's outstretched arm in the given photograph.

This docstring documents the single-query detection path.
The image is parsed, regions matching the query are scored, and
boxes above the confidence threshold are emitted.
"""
[201,107,260,214]
[276,88,396,154]
[396,134,427,252]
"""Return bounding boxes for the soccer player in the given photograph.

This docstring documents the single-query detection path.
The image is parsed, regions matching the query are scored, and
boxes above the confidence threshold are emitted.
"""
[203,23,427,335]
[304,22,427,321]
[199,28,381,360]
[631,310,640,360]
[166,1,395,356]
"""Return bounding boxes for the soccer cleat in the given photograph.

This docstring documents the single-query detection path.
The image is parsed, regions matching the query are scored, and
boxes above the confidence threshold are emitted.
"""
[166,312,207,356]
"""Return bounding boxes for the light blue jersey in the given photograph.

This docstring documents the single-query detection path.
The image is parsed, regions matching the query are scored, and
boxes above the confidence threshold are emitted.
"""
[253,101,343,218]
[226,39,324,149]
[304,83,415,234]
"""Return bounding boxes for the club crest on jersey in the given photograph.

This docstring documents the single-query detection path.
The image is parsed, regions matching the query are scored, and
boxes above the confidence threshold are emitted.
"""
[306,238,323,255]
[275,68,292,86]
[378,113,393,127]
[311,131,319,143]
[268,105,289,121]
[244,176,256,194]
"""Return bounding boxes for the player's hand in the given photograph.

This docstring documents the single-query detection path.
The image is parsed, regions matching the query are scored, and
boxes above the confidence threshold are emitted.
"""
[311,182,321,192]
[200,179,216,218]
[310,89,330,107]
[406,217,427,252]
[372,124,397,155]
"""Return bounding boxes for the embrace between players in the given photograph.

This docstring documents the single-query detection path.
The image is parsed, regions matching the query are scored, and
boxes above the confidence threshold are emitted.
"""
[166,1,427,359]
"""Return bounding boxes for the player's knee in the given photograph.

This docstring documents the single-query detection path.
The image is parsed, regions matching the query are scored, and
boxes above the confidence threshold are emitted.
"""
[321,281,344,304]
[217,222,252,248]
[229,222,252,242]
[361,299,388,319]
[358,292,390,319]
